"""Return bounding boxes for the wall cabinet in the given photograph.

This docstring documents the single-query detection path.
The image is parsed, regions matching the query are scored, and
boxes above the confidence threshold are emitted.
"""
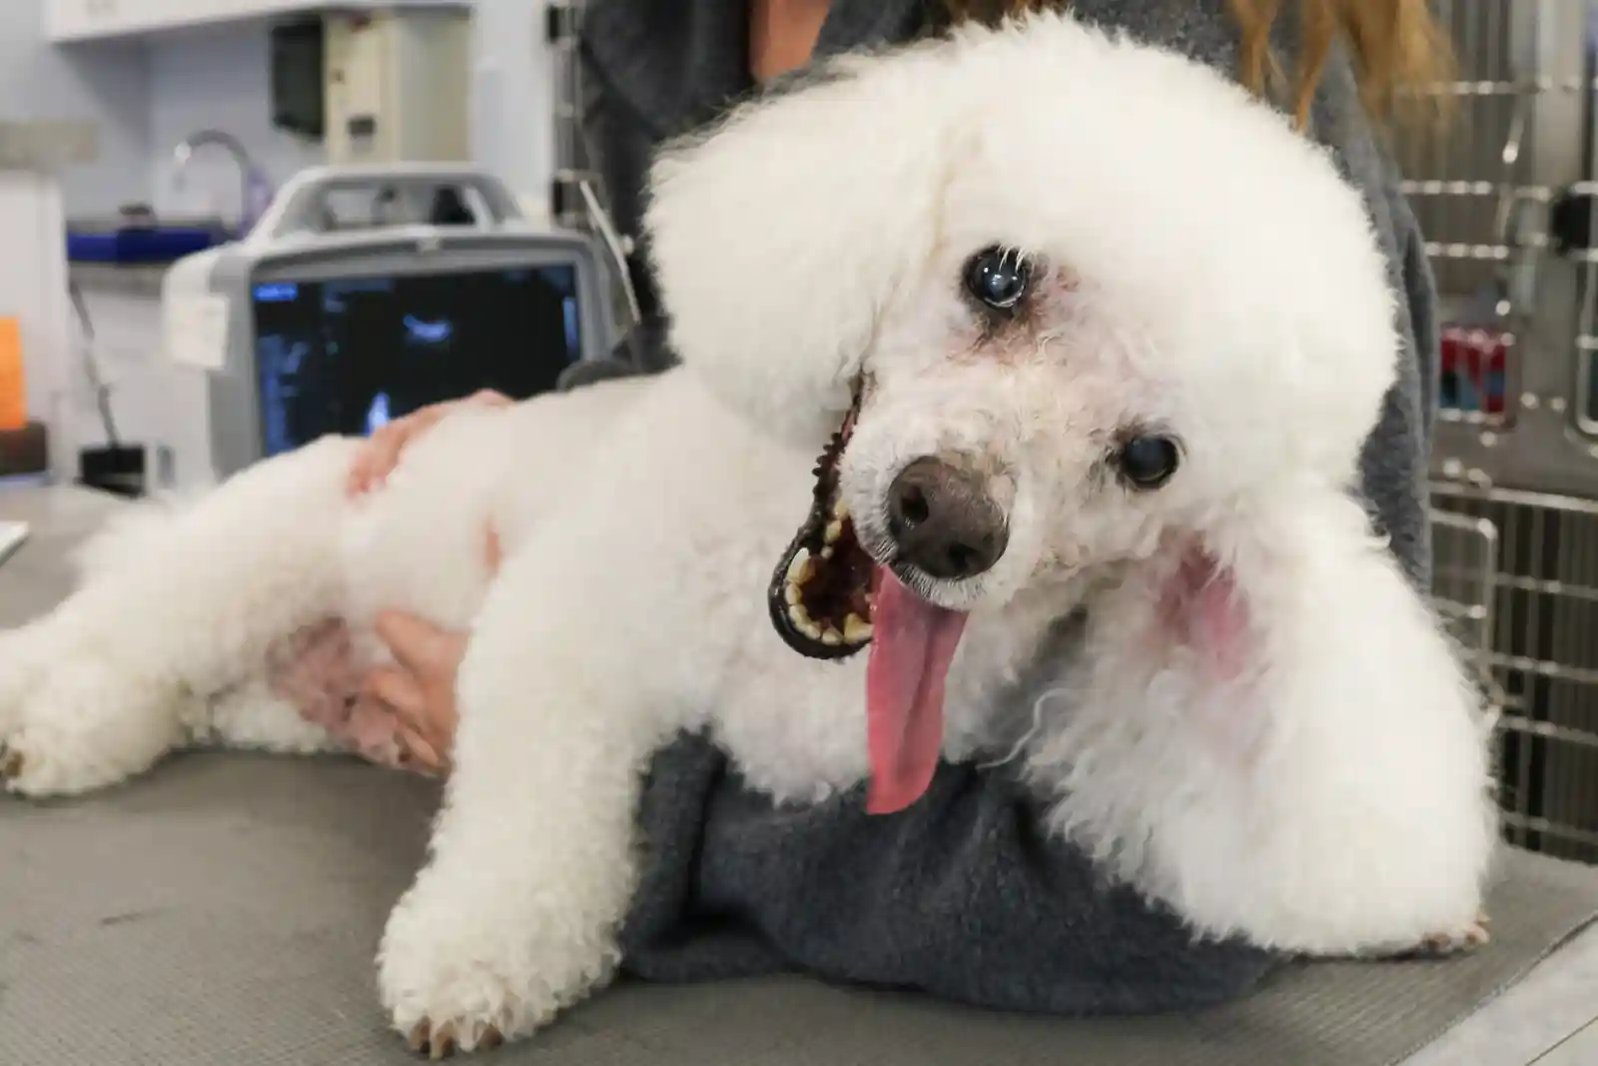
[47,0,472,44]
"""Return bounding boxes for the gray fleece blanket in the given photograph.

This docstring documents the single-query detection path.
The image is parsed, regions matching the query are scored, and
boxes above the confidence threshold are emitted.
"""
[576,0,1438,1012]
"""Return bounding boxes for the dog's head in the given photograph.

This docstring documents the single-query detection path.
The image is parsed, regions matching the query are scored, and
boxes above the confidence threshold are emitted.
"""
[647,14,1398,810]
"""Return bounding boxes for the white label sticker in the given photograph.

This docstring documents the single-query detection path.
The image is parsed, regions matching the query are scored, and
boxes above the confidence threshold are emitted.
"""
[164,294,229,371]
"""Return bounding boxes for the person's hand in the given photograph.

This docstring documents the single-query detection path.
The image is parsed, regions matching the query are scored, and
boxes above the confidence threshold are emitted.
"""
[361,524,503,774]
[363,611,468,774]
[346,389,513,497]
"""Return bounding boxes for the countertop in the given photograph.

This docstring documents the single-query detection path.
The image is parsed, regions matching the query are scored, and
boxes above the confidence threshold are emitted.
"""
[67,260,173,298]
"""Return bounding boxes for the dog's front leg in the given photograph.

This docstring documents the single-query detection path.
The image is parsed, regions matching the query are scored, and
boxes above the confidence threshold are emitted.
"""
[1035,489,1497,958]
[377,544,663,1055]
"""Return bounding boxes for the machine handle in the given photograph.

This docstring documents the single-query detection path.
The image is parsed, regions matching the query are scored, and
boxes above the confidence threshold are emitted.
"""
[246,165,526,245]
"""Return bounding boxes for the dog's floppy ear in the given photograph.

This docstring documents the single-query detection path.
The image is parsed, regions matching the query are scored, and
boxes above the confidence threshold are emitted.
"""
[1037,483,1497,955]
[644,49,954,443]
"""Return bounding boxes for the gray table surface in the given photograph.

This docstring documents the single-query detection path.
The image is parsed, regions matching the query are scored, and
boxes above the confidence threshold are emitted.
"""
[3,483,1595,1065]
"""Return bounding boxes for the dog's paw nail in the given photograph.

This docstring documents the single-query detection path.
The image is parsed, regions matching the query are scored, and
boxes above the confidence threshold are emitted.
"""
[1417,919,1491,957]
[429,1021,456,1060]
[0,746,23,780]
[405,1018,458,1059]
[405,1016,500,1056]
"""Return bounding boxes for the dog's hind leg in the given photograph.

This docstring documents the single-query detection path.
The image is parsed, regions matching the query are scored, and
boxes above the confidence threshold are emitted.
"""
[0,436,359,796]
[202,675,344,756]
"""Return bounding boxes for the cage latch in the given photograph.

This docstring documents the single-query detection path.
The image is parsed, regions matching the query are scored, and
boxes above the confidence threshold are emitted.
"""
[1549,185,1597,255]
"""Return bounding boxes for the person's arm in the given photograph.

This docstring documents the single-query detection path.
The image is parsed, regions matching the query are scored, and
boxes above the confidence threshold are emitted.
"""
[1394,175,1440,445]
[1355,156,1438,590]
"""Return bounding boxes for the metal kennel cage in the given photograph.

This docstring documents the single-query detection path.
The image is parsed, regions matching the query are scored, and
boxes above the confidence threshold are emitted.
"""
[1403,0,1598,863]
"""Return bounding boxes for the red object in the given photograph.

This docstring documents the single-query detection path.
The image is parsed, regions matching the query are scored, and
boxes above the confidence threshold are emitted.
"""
[1440,325,1510,416]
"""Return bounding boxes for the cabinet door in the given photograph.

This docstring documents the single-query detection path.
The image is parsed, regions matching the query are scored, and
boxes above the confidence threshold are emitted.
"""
[46,0,101,40]
[50,0,144,39]
[48,0,194,41]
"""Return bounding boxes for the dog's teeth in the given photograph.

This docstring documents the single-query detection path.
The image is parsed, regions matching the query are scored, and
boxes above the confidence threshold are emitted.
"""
[789,603,813,629]
[821,547,834,560]
[844,614,873,643]
[833,499,849,520]
[824,520,843,544]
[785,584,801,606]
[821,628,842,646]
[800,621,823,640]
[786,550,814,584]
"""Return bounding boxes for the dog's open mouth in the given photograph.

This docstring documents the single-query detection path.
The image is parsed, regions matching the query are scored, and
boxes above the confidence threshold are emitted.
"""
[767,400,877,659]
[768,395,970,816]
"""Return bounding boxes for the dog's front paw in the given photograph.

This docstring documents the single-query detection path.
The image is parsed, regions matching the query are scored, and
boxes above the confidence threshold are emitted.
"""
[404,1018,503,1060]
[379,876,613,1057]
[379,899,531,1056]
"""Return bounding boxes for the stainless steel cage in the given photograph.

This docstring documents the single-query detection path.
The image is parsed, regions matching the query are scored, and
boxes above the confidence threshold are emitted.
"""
[1403,1,1598,863]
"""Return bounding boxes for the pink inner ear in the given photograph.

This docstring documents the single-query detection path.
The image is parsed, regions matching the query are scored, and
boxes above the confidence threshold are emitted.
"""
[1155,542,1250,681]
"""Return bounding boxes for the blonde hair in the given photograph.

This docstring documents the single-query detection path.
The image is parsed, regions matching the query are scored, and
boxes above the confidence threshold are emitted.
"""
[942,0,1456,130]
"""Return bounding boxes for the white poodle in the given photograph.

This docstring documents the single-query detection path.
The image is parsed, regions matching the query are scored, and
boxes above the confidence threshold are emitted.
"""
[0,13,1495,1055]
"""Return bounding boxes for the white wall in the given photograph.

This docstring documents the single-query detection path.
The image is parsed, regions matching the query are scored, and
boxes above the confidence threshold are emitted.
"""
[0,174,74,479]
[0,8,326,224]
[0,3,150,216]
[147,24,324,225]
[470,0,555,220]
[0,1,144,476]
[144,8,556,224]
[4,1,555,220]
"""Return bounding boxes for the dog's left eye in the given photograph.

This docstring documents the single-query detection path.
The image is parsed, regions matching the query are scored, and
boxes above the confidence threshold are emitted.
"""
[1117,435,1180,490]
[963,246,1031,311]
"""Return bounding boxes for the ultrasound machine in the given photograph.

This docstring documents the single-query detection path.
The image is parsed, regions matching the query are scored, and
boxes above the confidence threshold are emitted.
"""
[162,165,621,481]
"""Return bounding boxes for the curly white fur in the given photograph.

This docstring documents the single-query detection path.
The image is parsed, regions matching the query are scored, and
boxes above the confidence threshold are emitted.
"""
[0,14,1494,1052]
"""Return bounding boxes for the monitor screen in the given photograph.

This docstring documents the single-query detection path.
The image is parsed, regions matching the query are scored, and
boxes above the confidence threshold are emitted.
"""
[251,265,582,457]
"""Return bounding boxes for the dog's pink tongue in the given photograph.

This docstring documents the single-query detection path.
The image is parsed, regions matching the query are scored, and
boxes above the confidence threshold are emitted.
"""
[865,569,968,814]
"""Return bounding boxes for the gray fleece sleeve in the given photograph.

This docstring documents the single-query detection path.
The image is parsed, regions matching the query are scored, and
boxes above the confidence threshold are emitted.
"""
[1397,188,1441,445]
[621,740,1278,1012]
[1351,151,1438,590]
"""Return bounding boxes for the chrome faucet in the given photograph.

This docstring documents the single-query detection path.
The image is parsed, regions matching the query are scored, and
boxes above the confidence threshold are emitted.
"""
[172,129,274,237]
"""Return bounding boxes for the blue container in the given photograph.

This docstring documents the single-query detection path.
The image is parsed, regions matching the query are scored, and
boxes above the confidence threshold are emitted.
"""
[67,226,225,264]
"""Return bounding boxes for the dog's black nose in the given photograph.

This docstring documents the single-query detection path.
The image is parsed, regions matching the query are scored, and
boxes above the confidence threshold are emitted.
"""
[886,457,1009,580]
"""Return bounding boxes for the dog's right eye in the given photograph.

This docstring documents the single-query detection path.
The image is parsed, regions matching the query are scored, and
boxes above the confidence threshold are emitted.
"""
[963,246,1031,312]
